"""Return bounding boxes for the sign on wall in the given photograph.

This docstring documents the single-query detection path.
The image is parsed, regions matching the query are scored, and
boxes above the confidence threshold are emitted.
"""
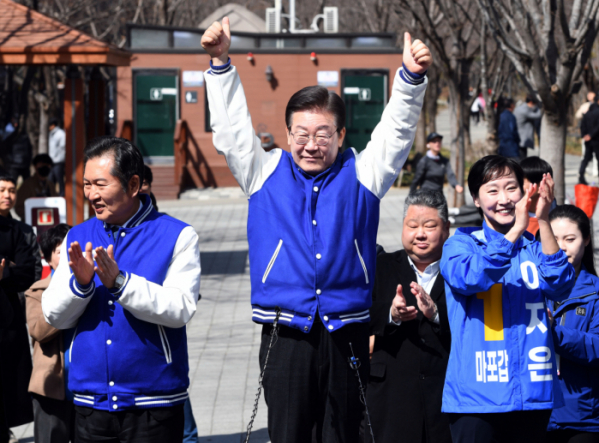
[183,71,204,87]
[185,91,198,103]
[317,71,339,87]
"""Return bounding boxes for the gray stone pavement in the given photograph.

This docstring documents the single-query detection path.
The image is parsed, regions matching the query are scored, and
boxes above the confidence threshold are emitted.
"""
[11,109,598,443]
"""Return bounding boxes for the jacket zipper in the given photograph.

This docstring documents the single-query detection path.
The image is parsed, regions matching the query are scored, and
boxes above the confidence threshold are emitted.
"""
[157,325,172,364]
[69,327,78,363]
[262,239,283,283]
[355,240,369,284]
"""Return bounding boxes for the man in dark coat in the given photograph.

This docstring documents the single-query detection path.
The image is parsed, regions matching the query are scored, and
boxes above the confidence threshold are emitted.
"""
[0,173,37,443]
[579,93,599,184]
[498,98,521,161]
[366,190,451,443]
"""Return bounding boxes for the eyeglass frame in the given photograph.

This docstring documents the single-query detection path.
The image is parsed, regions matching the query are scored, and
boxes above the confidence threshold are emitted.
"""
[288,127,339,147]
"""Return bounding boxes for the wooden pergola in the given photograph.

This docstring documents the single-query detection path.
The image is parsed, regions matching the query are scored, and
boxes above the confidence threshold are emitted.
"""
[0,0,131,225]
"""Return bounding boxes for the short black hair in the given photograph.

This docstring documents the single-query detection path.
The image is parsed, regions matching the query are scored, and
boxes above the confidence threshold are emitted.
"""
[520,156,553,185]
[0,172,16,186]
[39,223,71,262]
[525,95,535,104]
[143,165,153,185]
[285,86,346,131]
[468,155,524,199]
[503,98,515,108]
[32,153,53,166]
[84,136,145,192]
[49,117,60,127]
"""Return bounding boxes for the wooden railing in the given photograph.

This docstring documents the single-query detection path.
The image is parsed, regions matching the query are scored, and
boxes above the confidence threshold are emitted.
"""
[174,119,216,192]
[119,120,133,141]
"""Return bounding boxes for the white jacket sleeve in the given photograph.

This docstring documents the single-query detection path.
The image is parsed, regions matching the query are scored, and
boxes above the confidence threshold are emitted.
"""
[42,232,94,329]
[355,67,427,199]
[204,66,282,197]
[117,226,201,328]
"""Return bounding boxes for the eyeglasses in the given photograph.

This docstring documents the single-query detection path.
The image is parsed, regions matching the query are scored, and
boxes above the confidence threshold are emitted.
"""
[289,130,338,146]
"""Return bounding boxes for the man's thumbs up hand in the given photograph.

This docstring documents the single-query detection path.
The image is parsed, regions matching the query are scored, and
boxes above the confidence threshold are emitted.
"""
[402,32,432,75]
[201,16,231,65]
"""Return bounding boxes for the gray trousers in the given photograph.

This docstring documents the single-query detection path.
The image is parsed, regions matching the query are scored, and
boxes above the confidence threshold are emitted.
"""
[32,394,73,443]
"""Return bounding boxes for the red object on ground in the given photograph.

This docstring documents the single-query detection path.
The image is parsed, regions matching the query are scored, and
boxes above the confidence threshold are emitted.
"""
[574,183,599,218]
[310,52,317,61]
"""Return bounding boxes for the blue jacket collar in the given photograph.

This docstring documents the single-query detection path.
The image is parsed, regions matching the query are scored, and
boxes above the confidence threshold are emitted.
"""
[554,266,599,315]
[103,193,154,231]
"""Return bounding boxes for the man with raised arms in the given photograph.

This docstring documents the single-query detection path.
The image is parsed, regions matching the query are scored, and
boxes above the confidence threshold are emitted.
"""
[201,18,431,443]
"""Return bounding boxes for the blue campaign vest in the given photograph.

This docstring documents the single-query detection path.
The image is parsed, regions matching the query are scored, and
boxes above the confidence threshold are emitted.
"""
[441,223,572,413]
[66,195,191,411]
[247,149,380,333]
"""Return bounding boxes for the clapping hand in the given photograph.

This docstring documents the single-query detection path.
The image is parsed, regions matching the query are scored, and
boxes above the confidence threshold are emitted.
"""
[201,16,231,66]
[410,282,436,320]
[402,33,433,75]
[391,284,417,323]
[535,173,555,222]
[506,182,536,243]
[94,245,119,289]
[68,242,95,286]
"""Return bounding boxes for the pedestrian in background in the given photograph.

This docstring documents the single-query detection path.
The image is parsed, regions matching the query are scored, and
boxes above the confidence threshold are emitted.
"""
[576,92,597,181]
[409,132,463,196]
[547,205,599,443]
[48,118,65,197]
[4,117,32,184]
[579,93,599,185]
[514,96,542,161]
[26,224,74,443]
[15,154,57,220]
[367,190,452,443]
[498,98,521,161]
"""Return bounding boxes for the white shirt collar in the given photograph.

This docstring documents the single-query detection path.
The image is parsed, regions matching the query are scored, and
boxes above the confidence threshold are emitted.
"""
[407,255,440,277]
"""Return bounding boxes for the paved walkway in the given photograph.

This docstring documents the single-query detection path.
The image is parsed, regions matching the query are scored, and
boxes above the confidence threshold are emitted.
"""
[12,112,595,443]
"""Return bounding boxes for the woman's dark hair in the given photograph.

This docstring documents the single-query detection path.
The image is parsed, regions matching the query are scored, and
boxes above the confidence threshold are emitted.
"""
[285,86,346,131]
[39,223,71,262]
[549,205,597,276]
[143,165,153,185]
[519,156,553,185]
[468,155,524,199]
[84,136,144,192]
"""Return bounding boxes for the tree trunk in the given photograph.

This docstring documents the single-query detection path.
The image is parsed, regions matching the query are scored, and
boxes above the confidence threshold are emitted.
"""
[415,105,427,154]
[425,64,439,134]
[539,111,567,204]
[37,99,49,154]
[447,82,467,208]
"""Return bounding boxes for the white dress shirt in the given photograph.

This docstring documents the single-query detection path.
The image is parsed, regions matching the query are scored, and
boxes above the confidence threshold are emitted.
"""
[389,256,441,326]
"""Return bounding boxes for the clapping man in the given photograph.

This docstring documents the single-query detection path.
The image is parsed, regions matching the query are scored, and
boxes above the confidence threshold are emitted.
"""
[42,137,201,443]
[367,190,452,443]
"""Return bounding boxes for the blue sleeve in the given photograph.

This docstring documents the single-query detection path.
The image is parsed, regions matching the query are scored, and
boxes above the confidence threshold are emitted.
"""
[440,235,515,296]
[552,300,599,366]
[535,245,575,301]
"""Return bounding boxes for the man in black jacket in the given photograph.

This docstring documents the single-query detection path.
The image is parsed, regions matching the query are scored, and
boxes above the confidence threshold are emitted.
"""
[366,189,451,443]
[579,93,599,184]
[0,173,38,443]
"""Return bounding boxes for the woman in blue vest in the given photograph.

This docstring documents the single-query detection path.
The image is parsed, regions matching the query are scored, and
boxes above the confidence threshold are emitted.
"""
[440,155,575,443]
[547,205,599,443]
